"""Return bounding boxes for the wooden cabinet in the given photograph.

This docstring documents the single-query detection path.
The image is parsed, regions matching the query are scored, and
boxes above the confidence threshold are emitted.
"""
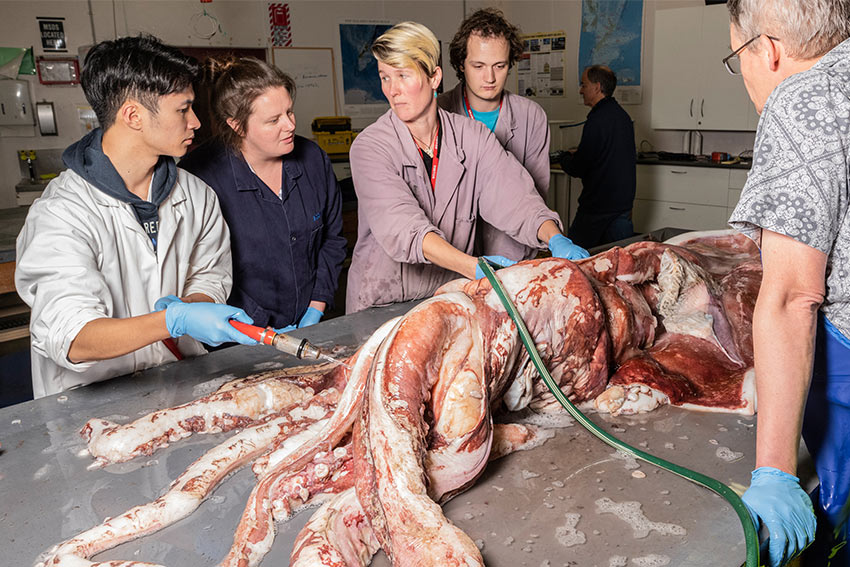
[0,261,16,295]
[633,164,748,233]
[651,5,756,131]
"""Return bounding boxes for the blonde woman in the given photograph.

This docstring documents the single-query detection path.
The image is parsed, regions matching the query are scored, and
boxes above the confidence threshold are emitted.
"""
[347,21,586,313]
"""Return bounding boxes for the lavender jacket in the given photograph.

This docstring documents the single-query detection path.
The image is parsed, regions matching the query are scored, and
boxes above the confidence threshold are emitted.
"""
[346,107,561,313]
[438,85,551,261]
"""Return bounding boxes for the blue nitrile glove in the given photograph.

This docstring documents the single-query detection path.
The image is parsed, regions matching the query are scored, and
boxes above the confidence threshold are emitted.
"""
[741,466,816,567]
[298,307,324,328]
[274,325,297,334]
[548,234,590,260]
[475,255,516,279]
[154,294,182,311]
[163,301,258,346]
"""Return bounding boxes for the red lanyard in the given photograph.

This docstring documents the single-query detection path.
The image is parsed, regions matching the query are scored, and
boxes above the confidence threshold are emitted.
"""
[463,91,503,119]
[413,122,440,191]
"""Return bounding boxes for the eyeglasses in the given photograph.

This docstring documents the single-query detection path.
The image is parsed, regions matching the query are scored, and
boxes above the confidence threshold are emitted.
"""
[722,34,780,75]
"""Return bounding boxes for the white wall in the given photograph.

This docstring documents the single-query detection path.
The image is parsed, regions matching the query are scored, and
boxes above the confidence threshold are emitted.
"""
[0,0,756,209]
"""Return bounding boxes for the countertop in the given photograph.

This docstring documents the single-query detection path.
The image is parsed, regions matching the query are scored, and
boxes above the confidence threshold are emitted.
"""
[551,156,751,174]
[0,206,28,264]
[636,156,752,170]
[1,293,761,566]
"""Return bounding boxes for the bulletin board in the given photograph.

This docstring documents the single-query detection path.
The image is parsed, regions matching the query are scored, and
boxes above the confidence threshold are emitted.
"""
[272,47,338,138]
[517,31,567,97]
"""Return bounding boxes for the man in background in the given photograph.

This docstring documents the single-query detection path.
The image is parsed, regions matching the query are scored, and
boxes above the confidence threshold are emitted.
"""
[559,65,636,249]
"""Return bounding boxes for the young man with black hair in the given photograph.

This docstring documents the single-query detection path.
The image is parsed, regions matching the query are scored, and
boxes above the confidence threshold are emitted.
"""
[439,8,586,262]
[559,65,636,250]
[16,35,257,399]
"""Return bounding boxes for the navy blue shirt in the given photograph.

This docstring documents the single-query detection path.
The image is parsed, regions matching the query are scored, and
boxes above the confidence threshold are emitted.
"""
[560,96,636,214]
[179,137,347,328]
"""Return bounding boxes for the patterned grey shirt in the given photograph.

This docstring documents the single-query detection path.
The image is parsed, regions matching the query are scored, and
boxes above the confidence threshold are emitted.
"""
[729,37,850,338]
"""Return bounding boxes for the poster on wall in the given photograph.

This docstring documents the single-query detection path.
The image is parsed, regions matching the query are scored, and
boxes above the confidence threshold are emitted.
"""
[38,17,67,53]
[338,21,392,118]
[578,0,644,104]
[516,31,566,97]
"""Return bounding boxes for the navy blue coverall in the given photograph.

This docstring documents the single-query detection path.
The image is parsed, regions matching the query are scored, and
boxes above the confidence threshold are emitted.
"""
[180,136,347,329]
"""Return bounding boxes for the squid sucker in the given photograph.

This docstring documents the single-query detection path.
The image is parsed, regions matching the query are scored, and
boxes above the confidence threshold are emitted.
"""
[37,230,760,567]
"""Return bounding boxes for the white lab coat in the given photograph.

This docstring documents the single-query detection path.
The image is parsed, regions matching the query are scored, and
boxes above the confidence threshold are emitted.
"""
[15,168,233,398]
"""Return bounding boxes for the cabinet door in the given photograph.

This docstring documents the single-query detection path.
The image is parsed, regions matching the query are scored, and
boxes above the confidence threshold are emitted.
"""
[633,199,730,233]
[695,6,755,131]
[636,165,729,207]
[650,7,702,130]
[0,80,33,126]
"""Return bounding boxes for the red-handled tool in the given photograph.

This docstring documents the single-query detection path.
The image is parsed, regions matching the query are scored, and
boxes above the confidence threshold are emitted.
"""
[229,320,348,367]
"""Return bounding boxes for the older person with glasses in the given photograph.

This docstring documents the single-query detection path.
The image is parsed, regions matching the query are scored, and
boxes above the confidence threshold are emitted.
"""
[724,0,850,566]
[722,34,780,75]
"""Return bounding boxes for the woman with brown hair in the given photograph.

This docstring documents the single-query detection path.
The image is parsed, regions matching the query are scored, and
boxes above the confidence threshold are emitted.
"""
[179,57,346,333]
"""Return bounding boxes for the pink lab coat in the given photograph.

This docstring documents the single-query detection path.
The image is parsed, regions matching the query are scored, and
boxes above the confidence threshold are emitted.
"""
[438,85,551,261]
[346,107,561,313]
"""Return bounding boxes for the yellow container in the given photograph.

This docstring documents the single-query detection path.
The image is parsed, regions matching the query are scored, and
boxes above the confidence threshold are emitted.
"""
[313,130,357,155]
[312,116,351,133]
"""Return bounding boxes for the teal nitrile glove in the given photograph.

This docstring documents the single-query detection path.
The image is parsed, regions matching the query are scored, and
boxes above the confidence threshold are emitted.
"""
[154,294,182,311]
[298,307,324,328]
[741,466,816,567]
[164,301,258,346]
[475,255,516,279]
[274,324,296,334]
[548,233,590,260]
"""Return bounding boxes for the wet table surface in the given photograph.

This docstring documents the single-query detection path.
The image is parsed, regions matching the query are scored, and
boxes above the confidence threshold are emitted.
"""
[0,300,760,567]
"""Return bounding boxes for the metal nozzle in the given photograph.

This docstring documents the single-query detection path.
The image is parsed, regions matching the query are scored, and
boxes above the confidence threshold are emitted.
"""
[270,332,351,368]
[271,332,322,360]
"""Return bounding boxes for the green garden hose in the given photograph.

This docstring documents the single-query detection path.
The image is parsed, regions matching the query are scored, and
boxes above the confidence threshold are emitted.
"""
[476,257,761,567]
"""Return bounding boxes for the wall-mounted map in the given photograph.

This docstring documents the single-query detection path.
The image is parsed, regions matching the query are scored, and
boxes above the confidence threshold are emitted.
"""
[579,0,644,103]
[339,23,392,106]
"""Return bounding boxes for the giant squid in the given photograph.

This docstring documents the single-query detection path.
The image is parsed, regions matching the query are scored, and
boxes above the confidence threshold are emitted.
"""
[36,230,761,567]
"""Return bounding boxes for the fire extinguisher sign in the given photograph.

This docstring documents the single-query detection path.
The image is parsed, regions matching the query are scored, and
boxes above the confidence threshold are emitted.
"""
[269,3,292,47]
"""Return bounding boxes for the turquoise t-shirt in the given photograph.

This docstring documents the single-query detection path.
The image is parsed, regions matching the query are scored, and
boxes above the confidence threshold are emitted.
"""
[471,107,500,132]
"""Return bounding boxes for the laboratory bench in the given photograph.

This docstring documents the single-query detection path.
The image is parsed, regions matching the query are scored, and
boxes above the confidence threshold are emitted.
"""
[0,294,764,567]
